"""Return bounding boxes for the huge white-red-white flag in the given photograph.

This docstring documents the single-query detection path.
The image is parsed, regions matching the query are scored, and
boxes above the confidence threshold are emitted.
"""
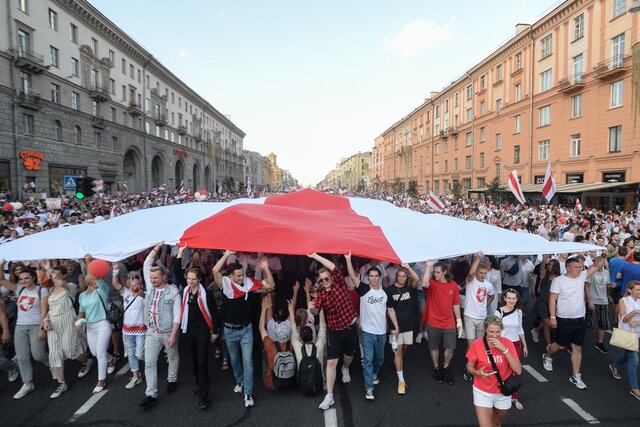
[508,170,526,205]
[541,162,556,202]
[427,191,445,211]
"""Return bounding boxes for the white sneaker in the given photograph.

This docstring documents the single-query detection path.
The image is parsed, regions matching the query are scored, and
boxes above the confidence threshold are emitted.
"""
[542,354,553,372]
[50,382,68,399]
[319,394,335,410]
[125,376,143,389]
[233,382,243,393]
[570,374,587,390]
[244,394,254,407]
[373,374,379,385]
[531,328,540,343]
[13,383,35,399]
[341,367,351,383]
[415,333,423,344]
[8,365,19,382]
[78,359,93,378]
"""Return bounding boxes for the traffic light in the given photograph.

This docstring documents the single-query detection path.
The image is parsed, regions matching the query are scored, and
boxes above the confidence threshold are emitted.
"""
[84,176,95,197]
[75,177,85,199]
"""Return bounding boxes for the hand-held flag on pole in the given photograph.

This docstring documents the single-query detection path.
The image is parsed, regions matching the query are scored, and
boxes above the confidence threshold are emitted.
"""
[427,191,445,211]
[508,170,526,205]
[541,162,556,202]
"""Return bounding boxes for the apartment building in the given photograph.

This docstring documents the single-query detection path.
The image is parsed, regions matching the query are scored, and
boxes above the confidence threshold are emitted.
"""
[319,151,371,190]
[375,0,640,209]
[0,0,245,195]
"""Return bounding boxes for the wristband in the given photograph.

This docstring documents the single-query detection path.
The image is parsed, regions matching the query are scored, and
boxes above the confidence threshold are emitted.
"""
[112,269,120,275]
[502,348,510,355]
[550,316,556,319]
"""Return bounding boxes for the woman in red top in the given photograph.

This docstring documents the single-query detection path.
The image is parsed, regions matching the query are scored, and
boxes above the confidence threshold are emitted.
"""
[466,316,522,427]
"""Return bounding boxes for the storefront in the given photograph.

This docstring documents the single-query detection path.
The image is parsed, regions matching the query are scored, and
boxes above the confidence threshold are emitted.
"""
[49,165,87,197]
[0,161,11,193]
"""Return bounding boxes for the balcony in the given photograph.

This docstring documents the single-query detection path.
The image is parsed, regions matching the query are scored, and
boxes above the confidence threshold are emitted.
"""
[17,91,41,110]
[594,55,628,80]
[195,132,203,142]
[558,72,585,94]
[91,116,105,128]
[447,126,459,136]
[437,130,448,140]
[127,101,142,116]
[14,47,49,74]
[177,125,187,135]
[154,113,167,127]
[89,84,110,102]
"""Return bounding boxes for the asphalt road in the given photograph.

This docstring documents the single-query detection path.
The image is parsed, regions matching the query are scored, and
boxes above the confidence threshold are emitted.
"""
[3,305,640,426]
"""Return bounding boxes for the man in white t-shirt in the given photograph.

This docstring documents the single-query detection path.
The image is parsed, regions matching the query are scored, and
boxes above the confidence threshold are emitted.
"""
[542,256,597,390]
[346,253,399,400]
[462,252,494,382]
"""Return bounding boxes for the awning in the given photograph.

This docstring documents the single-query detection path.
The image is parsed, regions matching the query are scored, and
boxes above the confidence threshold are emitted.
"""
[472,181,638,194]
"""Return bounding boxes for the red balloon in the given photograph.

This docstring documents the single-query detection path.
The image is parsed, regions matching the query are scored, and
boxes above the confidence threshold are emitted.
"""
[197,189,207,195]
[558,217,567,224]
[88,259,110,278]
[3,203,13,212]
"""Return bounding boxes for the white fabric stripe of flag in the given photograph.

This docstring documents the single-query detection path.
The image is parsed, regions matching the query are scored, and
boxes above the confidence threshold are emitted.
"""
[508,170,526,205]
[541,162,556,202]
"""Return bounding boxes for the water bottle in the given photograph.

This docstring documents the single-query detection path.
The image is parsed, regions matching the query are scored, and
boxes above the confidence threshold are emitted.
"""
[391,334,398,354]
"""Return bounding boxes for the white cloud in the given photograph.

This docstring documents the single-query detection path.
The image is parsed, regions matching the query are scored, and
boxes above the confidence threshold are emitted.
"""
[177,48,190,59]
[384,20,454,56]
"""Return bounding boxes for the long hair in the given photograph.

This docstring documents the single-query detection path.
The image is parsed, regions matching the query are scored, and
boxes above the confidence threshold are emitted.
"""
[432,261,453,282]
[500,288,522,310]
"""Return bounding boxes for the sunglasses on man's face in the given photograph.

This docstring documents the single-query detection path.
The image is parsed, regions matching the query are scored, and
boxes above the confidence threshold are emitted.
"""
[318,277,330,283]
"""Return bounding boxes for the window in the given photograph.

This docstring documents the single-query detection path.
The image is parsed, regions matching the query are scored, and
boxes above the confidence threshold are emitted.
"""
[478,177,486,188]
[109,79,116,95]
[515,52,522,70]
[538,140,550,160]
[571,94,582,117]
[435,105,440,118]
[145,121,150,134]
[613,0,627,18]
[71,92,79,110]
[480,127,485,143]
[49,46,58,68]
[435,162,439,173]
[435,143,440,155]
[23,114,33,135]
[144,98,150,113]
[495,163,501,178]
[444,160,448,172]
[453,136,459,149]
[540,34,553,58]
[514,115,521,133]
[123,112,128,126]
[613,33,625,67]
[71,57,79,77]
[18,29,30,55]
[496,64,503,81]
[574,14,584,40]
[454,158,459,171]
[465,155,472,170]
[454,93,459,107]
[145,74,150,89]
[171,92,175,103]
[514,145,521,164]
[91,38,98,55]
[539,105,551,126]
[17,0,27,13]
[480,101,486,115]
[496,133,502,151]
[94,131,102,147]
[48,9,57,30]
[479,152,485,168]
[51,83,60,103]
[540,69,552,92]
[121,58,126,74]
[514,83,522,102]
[122,85,127,101]
[609,126,622,152]
[110,107,116,121]
[129,64,134,79]
[109,50,114,63]
[74,126,81,144]
[611,80,624,107]
[137,69,141,83]
[480,76,486,89]
[54,120,62,141]
[570,134,581,157]
[466,85,473,100]
[466,132,473,147]
[90,68,98,88]
[573,53,584,81]
[445,99,449,113]
[20,71,31,93]
[111,136,117,150]
[92,100,98,117]
[70,23,78,43]
[496,99,502,115]
[444,140,448,153]
[454,114,458,127]
[466,108,473,122]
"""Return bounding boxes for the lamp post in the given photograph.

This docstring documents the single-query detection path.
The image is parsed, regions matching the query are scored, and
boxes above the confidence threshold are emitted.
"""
[403,127,410,194]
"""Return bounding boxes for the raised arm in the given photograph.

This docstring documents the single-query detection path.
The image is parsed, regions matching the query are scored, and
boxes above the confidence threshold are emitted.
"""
[307,252,336,271]
[0,260,17,292]
[172,245,187,290]
[401,263,420,288]
[111,262,124,292]
[212,250,234,289]
[466,252,483,283]
[344,251,360,288]
[258,295,269,339]
[258,257,276,290]
[143,242,163,288]
[422,260,434,289]
[0,299,10,345]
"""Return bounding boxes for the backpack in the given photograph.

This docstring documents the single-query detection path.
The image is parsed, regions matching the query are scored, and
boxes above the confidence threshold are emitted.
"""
[272,341,296,390]
[297,344,323,395]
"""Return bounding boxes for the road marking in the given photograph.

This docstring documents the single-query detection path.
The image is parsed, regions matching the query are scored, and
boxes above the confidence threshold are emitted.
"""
[522,364,548,382]
[324,408,338,427]
[68,390,109,423]
[561,397,600,424]
[116,362,130,377]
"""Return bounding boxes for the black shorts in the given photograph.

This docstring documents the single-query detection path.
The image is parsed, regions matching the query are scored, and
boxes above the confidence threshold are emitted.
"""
[555,317,586,347]
[610,287,623,305]
[327,323,357,360]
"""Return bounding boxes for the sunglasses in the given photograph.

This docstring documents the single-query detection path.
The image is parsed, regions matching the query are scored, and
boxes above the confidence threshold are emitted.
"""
[317,277,330,283]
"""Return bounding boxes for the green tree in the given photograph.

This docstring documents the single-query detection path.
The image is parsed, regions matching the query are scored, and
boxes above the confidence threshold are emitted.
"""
[451,180,464,199]
[485,176,505,203]
[392,178,404,193]
[407,180,419,197]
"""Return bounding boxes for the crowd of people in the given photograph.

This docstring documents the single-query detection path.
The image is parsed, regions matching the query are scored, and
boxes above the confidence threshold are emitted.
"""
[1,187,640,426]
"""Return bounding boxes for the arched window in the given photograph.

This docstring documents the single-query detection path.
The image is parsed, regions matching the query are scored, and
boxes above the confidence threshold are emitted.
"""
[74,126,81,145]
[54,120,62,141]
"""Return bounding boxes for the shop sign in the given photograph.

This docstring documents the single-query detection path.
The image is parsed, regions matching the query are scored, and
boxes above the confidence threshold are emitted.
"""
[534,175,545,185]
[19,150,44,171]
[566,173,584,184]
[603,171,625,182]
[173,148,188,158]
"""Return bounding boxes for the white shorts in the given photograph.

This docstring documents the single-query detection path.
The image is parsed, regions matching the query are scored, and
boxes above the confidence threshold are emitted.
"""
[464,316,485,340]
[390,331,413,346]
[472,386,512,410]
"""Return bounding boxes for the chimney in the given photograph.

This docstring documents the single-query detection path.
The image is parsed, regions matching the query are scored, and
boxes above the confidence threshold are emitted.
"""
[430,91,439,98]
[515,24,530,35]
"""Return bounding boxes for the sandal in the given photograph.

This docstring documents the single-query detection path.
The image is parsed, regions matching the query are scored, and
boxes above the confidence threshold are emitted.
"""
[222,360,229,370]
[609,364,622,380]
[630,390,640,400]
[512,399,524,410]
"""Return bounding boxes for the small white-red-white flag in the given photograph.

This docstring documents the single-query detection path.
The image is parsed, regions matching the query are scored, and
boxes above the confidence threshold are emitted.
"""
[541,162,556,203]
[575,199,582,211]
[427,191,445,211]
[508,170,526,205]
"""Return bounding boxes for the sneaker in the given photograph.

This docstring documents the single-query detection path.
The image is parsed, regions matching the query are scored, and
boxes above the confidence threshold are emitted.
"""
[442,367,453,385]
[531,328,540,343]
[139,396,157,409]
[13,383,34,399]
[365,390,375,400]
[609,364,622,380]
[50,382,67,399]
[542,354,553,372]
[373,374,379,385]
[233,382,243,393]
[319,394,335,410]
[166,382,178,393]
[433,367,443,384]
[78,359,94,378]
[594,343,609,354]
[244,394,254,408]
[341,366,351,383]
[8,365,19,382]
[125,376,143,389]
[397,380,406,395]
[415,333,423,344]
[569,374,587,390]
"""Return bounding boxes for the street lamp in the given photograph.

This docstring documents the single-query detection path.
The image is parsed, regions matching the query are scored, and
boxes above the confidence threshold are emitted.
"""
[403,127,410,194]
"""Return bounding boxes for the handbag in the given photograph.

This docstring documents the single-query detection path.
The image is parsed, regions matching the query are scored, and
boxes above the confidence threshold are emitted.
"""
[610,328,638,351]
[98,293,122,325]
[483,337,521,396]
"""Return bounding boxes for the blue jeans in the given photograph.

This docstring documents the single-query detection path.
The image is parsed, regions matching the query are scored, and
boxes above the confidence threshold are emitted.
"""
[613,349,639,390]
[361,330,386,392]
[126,334,145,373]
[225,324,254,395]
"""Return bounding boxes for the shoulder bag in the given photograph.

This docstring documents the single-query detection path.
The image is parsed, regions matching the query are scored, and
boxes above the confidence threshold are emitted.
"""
[482,336,521,396]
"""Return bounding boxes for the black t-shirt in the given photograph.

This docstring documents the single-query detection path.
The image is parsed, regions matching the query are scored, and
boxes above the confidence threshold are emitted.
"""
[385,285,417,332]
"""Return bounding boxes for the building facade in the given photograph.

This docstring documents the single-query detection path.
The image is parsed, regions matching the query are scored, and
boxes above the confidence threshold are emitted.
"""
[319,151,371,190]
[375,0,640,209]
[0,0,245,196]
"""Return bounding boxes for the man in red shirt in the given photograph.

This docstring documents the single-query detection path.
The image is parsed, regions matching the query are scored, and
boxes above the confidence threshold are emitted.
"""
[310,253,358,410]
[422,260,462,385]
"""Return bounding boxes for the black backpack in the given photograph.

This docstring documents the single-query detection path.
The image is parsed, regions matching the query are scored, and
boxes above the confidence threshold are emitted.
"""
[297,344,323,395]
[272,342,296,390]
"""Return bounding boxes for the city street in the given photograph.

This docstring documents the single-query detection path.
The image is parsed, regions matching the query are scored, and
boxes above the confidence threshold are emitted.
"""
[3,307,640,427]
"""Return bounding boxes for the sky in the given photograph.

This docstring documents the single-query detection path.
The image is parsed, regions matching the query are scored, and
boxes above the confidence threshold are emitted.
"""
[89,0,562,187]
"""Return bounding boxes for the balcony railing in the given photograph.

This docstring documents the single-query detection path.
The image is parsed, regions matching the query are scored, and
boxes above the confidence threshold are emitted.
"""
[177,125,187,135]
[14,46,48,73]
[17,91,40,109]
[127,101,142,116]
[154,113,167,126]
[89,84,110,101]
[558,72,585,94]
[91,116,105,128]
[594,55,628,79]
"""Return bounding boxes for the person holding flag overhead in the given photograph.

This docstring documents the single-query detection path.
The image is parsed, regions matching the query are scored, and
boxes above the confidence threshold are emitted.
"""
[541,162,556,203]
[508,170,526,205]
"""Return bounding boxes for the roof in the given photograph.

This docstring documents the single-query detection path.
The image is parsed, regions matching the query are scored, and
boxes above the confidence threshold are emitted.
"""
[472,181,638,193]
